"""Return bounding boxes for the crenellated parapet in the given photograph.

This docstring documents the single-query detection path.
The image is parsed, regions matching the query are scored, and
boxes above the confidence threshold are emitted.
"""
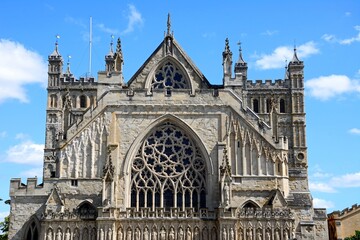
[10,178,46,196]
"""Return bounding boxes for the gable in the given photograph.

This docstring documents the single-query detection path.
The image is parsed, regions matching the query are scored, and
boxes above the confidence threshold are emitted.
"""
[127,37,214,93]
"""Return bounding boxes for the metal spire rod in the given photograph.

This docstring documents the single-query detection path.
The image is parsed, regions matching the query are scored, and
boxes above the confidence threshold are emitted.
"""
[89,16,93,77]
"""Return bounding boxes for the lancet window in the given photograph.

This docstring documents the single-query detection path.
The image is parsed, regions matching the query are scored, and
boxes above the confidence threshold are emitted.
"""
[151,61,189,89]
[130,122,206,211]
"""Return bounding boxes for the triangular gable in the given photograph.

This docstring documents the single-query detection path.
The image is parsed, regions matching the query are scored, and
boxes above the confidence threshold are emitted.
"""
[265,189,287,208]
[45,187,64,213]
[127,38,215,92]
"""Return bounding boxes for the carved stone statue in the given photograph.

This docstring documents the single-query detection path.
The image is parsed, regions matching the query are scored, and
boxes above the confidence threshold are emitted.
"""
[284,230,289,240]
[238,229,243,240]
[160,228,166,240]
[100,229,104,240]
[117,228,123,240]
[143,228,149,240]
[247,229,253,240]
[256,230,262,240]
[126,229,132,240]
[274,230,280,240]
[65,229,71,240]
[108,228,113,240]
[178,228,184,240]
[169,228,175,240]
[222,227,227,240]
[265,230,271,240]
[134,228,140,240]
[151,229,157,240]
[47,229,53,240]
[194,228,200,240]
[56,229,62,240]
[186,228,192,240]
[223,182,230,207]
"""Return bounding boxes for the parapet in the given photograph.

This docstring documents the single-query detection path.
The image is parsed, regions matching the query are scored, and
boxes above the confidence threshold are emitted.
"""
[328,204,360,218]
[10,177,45,196]
[245,79,291,89]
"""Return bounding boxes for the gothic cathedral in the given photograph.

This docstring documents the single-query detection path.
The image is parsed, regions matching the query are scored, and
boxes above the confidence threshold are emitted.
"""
[9,16,328,240]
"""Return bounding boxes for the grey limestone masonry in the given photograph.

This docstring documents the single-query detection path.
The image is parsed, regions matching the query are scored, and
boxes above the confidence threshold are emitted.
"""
[9,17,328,240]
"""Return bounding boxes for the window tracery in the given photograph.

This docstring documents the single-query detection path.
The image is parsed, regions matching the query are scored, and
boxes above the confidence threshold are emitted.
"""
[131,122,206,211]
[152,62,189,89]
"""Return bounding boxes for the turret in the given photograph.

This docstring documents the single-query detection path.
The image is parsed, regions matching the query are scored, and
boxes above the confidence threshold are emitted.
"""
[48,37,63,87]
[234,42,247,81]
[288,47,304,89]
[105,38,115,74]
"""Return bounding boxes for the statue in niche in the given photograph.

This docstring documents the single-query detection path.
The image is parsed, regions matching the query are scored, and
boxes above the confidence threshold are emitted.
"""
[265,230,271,240]
[284,230,289,240]
[238,229,243,240]
[108,228,113,240]
[178,228,184,240]
[73,229,80,240]
[274,230,280,240]
[169,228,175,240]
[202,228,208,240]
[47,229,53,240]
[143,228,149,240]
[186,228,192,240]
[222,227,227,240]
[56,229,62,240]
[117,228,123,240]
[65,229,71,240]
[159,228,166,240]
[223,182,230,207]
[126,229,132,240]
[100,229,104,240]
[229,228,235,240]
[194,228,200,240]
[212,228,218,240]
[256,230,262,240]
[91,228,97,240]
[151,229,157,240]
[247,229,253,240]
[134,228,140,240]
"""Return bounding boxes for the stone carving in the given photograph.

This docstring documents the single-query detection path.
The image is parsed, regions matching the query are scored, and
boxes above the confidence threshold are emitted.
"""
[151,228,157,240]
[169,228,175,240]
[47,228,53,240]
[160,227,166,240]
[229,228,235,240]
[100,229,104,240]
[284,230,289,240]
[222,227,227,240]
[56,228,62,240]
[143,228,149,240]
[83,228,89,240]
[118,228,123,240]
[274,230,280,240]
[135,228,140,240]
[265,230,271,240]
[202,228,208,240]
[73,228,80,240]
[108,228,113,240]
[194,227,200,240]
[65,228,71,240]
[127,228,132,240]
[256,229,262,240]
[186,227,192,240]
[178,228,184,240]
[246,229,253,240]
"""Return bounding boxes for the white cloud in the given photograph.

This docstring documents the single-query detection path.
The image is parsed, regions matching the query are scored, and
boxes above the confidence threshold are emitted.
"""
[0,39,47,104]
[122,4,143,35]
[4,140,44,165]
[96,23,119,35]
[255,41,319,69]
[305,74,360,100]
[331,172,360,188]
[20,167,43,178]
[313,198,335,209]
[322,26,360,45]
[261,30,278,36]
[349,128,360,135]
[309,182,337,193]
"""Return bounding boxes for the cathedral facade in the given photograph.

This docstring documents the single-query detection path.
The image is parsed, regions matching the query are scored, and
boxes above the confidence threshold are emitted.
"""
[9,17,328,240]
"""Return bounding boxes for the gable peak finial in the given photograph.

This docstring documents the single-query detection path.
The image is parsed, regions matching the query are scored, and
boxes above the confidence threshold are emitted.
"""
[167,13,171,36]
[236,41,246,64]
[50,34,61,57]
[109,35,114,55]
[66,55,72,75]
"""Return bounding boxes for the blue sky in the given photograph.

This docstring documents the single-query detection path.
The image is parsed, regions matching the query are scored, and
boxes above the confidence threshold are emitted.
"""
[1,0,360,221]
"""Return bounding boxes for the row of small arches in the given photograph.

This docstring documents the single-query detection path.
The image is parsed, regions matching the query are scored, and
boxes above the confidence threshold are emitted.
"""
[252,98,286,114]
[48,94,96,109]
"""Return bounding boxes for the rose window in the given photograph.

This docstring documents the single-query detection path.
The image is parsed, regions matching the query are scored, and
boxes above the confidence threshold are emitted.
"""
[130,122,206,211]
[151,62,189,89]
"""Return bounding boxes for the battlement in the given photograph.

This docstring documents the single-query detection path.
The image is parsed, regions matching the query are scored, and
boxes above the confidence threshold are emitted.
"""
[328,204,360,218]
[245,79,291,89]
[10,177,45,196]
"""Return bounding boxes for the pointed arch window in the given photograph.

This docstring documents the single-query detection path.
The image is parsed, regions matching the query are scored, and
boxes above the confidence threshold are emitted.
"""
[25,218,39,240]
[80,95,87,108]
[279,99,286,113]
[152,61,189,89]
[130,122,206,211]
[253,99,259,113]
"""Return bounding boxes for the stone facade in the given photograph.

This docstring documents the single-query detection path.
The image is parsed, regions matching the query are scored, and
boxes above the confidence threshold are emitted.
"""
[9,16,328,240]
[328,204,360,239]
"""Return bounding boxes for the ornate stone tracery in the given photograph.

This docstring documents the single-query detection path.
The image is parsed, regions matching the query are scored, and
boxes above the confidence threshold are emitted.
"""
[152,61,189,89]
[130,121,206,211]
